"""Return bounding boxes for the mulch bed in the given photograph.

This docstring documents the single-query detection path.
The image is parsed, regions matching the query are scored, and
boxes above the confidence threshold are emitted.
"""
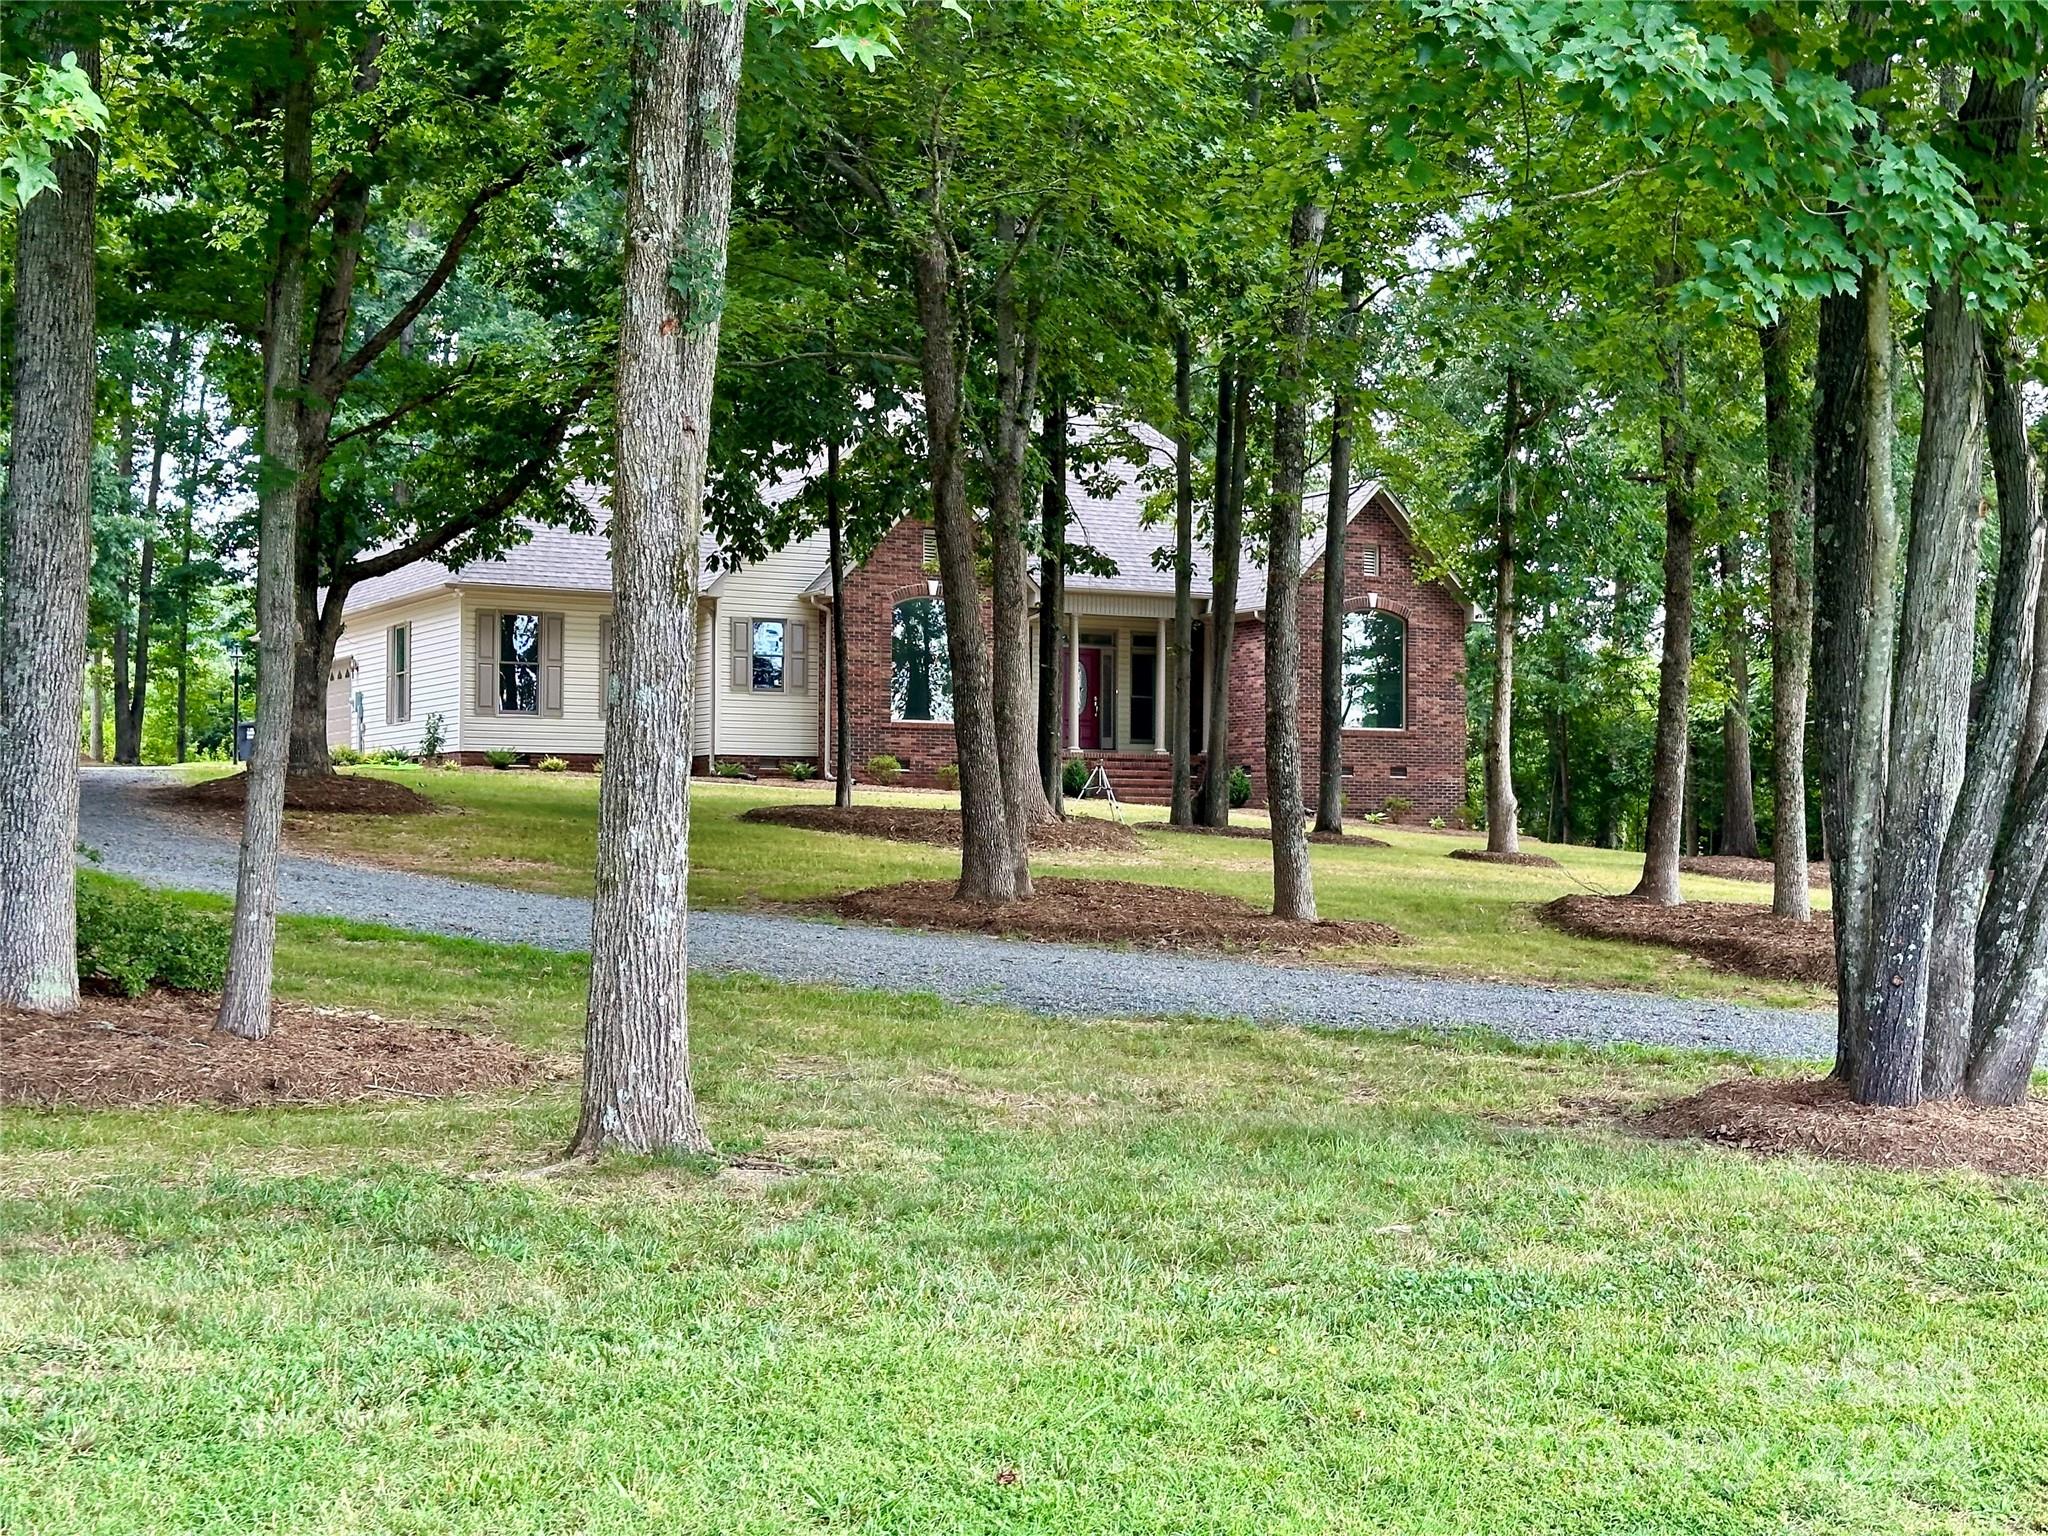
[1,993,552,1109]
[1542,893,1833,986]
[1634,1073,2048,1177]
[1679,855,1832,889]
[742,803,1142,854]
[831,877,1405,954]
[1149,821,1389,848]
[171,770,435,817]
[1448,847,1563,869]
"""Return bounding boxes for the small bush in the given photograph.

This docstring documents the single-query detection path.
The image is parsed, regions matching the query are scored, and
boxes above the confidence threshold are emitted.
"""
[867,754,903,785]
[363,747,416,766]
[1429,815,1447,830]
[785,761,817,781]
[935,763,960,791]
[439,757,462,773]
[331,744,366,767]
[1384,794,1414,819]
[537,756,569,773]
[714,759,751,779]
[421,712,447,759]
[1228,764,1252,809]
[1062,757,1088,797]
[76,875,229,997]
[1362,811,1390,825]
[484,749,519,770]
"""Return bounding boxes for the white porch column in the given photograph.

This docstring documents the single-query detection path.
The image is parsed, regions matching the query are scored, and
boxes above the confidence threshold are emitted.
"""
[1154,615,1169,752]
[1066,609,1082,752]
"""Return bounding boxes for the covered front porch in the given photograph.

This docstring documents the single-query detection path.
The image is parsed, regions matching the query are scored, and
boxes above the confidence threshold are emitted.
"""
[1049,596,1207,757]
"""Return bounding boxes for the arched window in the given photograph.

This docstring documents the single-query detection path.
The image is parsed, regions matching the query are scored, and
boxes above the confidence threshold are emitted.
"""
[892,598,953,721]
[1341,610,1405,729]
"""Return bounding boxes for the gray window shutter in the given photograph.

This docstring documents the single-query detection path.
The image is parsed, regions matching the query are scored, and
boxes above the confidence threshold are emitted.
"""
[730,617,750,691]
[542,613,565,717]
[385,626,398,725]
[474,609,497,713]
[598,617,613,716]
[787,618,808,692]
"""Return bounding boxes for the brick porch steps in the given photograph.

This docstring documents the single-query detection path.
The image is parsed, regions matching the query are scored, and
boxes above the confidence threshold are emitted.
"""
[1068,751,1203,806]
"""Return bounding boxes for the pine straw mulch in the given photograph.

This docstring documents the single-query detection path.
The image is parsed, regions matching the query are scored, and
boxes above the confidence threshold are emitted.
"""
[1679,855,1833,889]
[741,803,1142,854]
[169,770,436,817]
[830,876,1405,955]
[1148,821,1390,848]
[1,992,555,1109]
[1542,893,1833,987]
[1448,847,1563,869]
[1631,1073,2048,1178]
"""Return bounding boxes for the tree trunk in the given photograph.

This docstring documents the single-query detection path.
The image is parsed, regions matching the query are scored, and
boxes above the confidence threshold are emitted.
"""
[1759,318,1813,921]
[1316,267,1361,836]
[90,651,106,763]
[988,210,1047,896]
[569,0,743,1158]
[175,378,207,764]
[913,229,1013,904]
[1632,261,1694,906]
[827,437,853,810]
[1202,364,1249,828]
[1265,174,1326,921]
[117,336,183,765]
[217,8,317,1042]
[1170,325,1197,826]
[1037,396,1068,814]
[1852,273,1983,1106]
[0,23,97,1014]
[1486,370,1523,856]
[289,576,338,774]
[1719,542,1759,858]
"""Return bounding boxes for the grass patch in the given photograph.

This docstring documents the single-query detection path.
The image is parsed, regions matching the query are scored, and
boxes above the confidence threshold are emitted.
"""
[0,917,2038,1534]
[281,773,1832,1009]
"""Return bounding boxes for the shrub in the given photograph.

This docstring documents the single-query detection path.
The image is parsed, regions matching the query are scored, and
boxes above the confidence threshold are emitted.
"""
[1228,764,1252,809]
[439,757,462,773]
[1429,815,1447,831]
[76,875,229,997]
[1384,794,1414,819]
[866,754,903,785]
[484,749,519,770]
[1062,757,1088,797]
[1362,811,1390,825]
[330,744,366,767]
[935,762,960,790]
[785,761,817,781]
[714,759,751,779]
[364,747,416,766]
[537,756,569,773]
[421,712,447,759]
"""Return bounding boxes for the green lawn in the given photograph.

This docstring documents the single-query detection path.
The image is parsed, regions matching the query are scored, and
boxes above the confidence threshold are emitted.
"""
[2,915,2041,1534]
[276,768,1831,1010]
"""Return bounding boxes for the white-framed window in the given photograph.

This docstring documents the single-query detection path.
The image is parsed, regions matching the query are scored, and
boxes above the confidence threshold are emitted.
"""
[751,619,785,691]
[471,608,563,718]
[727,616,807,693]
[1341,609,1405,730]
[891,598,952,721]
[385,623,411,724]
[499,612,543,713]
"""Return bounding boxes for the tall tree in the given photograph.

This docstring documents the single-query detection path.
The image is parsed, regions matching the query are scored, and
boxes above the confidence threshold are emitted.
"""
[1716,541,1759,858]
[1315,267,1361,836]
[570,0,745,1158]
[216,6,318,1041]
[1201,363,1250,827]
[1757,315,1812,920]
[0,21,102,1014]
[1169,322,1197,826]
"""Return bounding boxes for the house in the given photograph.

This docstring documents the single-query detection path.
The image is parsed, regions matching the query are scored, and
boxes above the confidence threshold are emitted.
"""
[328,426,1471,816]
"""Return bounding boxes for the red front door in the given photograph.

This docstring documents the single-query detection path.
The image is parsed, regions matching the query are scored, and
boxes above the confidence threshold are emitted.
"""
[1078,646,1104,750]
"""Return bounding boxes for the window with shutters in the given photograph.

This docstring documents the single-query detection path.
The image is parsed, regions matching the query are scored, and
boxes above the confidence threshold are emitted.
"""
[499,612,543,713]
[1340,610,1405,730]
[750,619,784,691]
[386,623,411,724]
[891,598,953,721]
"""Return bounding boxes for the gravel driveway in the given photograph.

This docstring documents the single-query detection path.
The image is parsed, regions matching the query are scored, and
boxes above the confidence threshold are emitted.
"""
[78,768,1833,1061]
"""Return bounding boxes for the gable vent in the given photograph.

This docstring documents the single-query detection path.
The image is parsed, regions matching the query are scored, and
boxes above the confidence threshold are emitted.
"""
[921,528,939,569]
[1360,543,1382,577]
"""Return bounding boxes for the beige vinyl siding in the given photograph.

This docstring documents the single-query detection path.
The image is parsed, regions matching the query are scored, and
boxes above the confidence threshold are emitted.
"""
[705,530,827,759]
[460,590,615,756]
[693,602,715,759]
[335,591,463,755]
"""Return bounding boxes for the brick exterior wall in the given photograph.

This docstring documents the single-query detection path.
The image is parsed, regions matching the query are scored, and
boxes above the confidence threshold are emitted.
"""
[827,498,1468,813]
[1225,493,1468,820]
[825,515,995,788]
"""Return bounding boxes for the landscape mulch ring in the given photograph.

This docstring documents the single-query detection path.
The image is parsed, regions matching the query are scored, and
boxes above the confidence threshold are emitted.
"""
[1679,855,1832,889]
[1448,847,1562,869]
[1149,822,1389,848]
[743,803,1143,854]
[1542,893,1833,987]
[1631,1073,2048,1178]
[169,770,436,817]
[831,876,1406,954]
[1,993,557,1109]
